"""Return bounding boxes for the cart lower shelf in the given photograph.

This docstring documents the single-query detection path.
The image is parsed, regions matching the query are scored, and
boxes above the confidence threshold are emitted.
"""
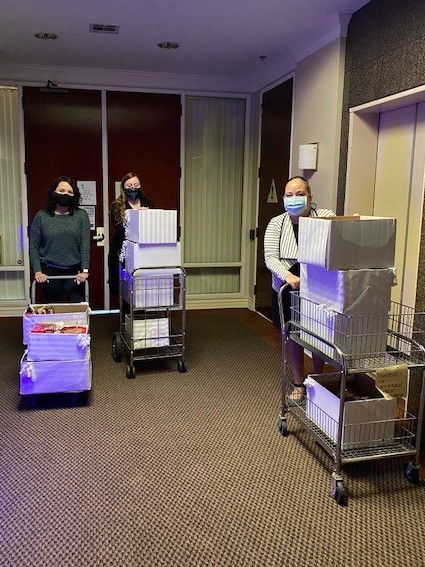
[281,405,417,463]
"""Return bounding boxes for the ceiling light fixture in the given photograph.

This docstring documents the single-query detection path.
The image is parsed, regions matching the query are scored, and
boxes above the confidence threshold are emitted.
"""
[157,41,179,50]
[34,32,58,40]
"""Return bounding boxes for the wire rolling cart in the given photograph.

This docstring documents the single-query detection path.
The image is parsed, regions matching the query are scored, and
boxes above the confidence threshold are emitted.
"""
[112,266,187,379]
[277,285,425,505]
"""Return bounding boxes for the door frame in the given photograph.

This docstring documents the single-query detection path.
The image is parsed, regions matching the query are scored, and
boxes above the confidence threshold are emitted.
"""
[345,84,425,308]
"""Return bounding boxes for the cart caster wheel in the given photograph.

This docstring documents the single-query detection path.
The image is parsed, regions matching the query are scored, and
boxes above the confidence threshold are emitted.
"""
[277,415,288,436]
[112,332,123,362]
[126,364,136,379]
[70,393,79,405]
[403,462,421,485]
[177,361,187,373]
[332,480,346,506]
[29,395,37,409]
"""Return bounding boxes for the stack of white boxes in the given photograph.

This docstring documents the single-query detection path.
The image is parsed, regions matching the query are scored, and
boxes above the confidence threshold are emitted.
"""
[297,215,398,448]
[122,209,181,348]
[20,303,91,396]
[123,209,181,272]
[297,215,397,360]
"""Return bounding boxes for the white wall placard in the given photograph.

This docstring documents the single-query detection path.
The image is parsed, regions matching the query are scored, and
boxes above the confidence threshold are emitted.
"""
[81,205,96,230]
[78,181,97,205]
[298,143,318,170]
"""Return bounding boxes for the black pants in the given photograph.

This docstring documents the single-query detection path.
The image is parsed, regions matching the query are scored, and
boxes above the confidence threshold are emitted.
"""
[40,264,86,303]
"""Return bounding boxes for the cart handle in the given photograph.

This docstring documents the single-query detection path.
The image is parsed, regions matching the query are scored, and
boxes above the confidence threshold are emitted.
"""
[277,283,290,331]
[30,275,89,304]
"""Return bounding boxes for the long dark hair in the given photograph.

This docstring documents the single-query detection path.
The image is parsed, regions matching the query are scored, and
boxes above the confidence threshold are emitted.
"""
[45,176,81,216]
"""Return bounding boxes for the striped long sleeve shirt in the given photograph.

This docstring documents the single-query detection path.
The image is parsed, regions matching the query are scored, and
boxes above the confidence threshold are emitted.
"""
[264,208,335,292]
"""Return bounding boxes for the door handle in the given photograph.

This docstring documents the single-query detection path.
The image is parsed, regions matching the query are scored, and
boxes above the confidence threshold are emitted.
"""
[93,227,105,246]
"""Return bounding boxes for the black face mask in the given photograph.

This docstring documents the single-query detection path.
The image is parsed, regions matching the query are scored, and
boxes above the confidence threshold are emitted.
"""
[54,193,75,207]
[124,188,141,201]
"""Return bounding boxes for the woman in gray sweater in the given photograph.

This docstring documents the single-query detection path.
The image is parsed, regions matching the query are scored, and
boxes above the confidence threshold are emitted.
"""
[29,176,90,302]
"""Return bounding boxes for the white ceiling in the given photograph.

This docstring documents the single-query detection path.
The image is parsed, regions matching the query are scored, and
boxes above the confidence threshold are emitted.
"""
[0,0,371,91]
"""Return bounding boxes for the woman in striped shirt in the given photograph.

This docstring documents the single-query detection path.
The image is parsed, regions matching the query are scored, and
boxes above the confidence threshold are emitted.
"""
[264,176,334,400]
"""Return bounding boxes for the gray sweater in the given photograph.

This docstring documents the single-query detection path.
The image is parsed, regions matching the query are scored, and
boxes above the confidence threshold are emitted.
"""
[29,209,91,272]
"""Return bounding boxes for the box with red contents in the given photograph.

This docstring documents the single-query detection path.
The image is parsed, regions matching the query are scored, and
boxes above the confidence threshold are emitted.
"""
[27,325,90,362]
[23,303,90,345]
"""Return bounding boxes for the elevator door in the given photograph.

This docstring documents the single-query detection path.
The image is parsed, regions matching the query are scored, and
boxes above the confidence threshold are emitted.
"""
[373,103,425,307]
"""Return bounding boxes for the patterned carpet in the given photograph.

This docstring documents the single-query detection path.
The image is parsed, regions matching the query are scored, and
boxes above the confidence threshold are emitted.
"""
[0,311,425,567]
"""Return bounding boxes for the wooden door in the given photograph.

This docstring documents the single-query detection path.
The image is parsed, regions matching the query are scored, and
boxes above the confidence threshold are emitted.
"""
[23,87,104,308]
[106,91,181,306]
[255,79,293,320]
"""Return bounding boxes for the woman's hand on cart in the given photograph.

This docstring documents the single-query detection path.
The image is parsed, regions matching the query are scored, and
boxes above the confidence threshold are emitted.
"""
[75,271,89,285]
[34,271,48,284]
[285,273,300,290]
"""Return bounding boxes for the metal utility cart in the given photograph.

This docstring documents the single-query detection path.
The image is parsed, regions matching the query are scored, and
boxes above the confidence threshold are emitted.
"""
[112,266,187,378]
[277,286,425,506]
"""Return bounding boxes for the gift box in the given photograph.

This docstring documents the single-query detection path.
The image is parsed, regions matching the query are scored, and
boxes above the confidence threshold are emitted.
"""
[20,351,92,395]
[120,268,177,308]
[304,374,397,449]
[123,241,181,272]
[27,325,90,361]
[125,316,170,349]
[299,298,388,360]
[23,303,90,345]
[125,209,177,244]
[298,216,396,270]
[300,264,395,315]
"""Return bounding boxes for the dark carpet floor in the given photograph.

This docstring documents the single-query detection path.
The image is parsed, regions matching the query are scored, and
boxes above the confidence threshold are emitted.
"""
[0,311,424,566]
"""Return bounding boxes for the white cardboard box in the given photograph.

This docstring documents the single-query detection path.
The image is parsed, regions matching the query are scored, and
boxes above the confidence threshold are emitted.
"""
[20,351,92,394]
[27,326,90,362]
[298,216,396,270]
[304,374,397,449]
[300,264,395,315]
[123,241,181,272]
[23,303,90,345]
[299,298,388,360]
[125,209,177,244]
[120,268,177,308]
[125,316,170,349]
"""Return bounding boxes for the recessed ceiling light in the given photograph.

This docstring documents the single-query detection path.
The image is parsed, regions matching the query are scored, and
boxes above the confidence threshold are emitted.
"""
[157,41,179,50]
[34,32,58,40]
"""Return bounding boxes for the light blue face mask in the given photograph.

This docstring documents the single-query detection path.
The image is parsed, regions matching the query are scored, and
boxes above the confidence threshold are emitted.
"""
[283,195,308,216]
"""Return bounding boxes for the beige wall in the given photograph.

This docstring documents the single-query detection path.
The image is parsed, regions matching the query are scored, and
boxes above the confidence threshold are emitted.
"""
[290,38,346,212]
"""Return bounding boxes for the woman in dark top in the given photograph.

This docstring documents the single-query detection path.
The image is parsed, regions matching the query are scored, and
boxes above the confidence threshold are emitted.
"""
[108,171,155,295]
[29,176,90,302]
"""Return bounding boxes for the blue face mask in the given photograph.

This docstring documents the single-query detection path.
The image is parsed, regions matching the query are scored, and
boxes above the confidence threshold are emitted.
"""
[283,195,308,216]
